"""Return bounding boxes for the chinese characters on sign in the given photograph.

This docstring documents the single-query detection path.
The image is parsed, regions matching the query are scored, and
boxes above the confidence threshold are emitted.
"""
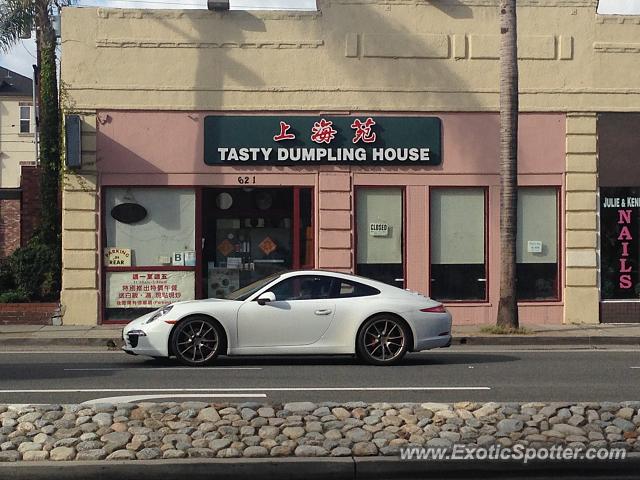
[106,271,195,309]
[204,115,442,166]
[310,118,338,144]
[272,118,377,144]
[273,121,295,142]
[351,117,377,144]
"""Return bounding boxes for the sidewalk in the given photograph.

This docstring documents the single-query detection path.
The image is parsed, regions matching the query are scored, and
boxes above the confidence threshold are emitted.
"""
[0,322,639,347]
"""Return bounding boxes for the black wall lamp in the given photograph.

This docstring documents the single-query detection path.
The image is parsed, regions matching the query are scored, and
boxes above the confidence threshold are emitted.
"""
[208,0,230,10]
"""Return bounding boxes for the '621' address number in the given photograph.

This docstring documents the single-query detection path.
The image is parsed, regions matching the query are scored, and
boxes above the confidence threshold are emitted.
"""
[237,176,256,185]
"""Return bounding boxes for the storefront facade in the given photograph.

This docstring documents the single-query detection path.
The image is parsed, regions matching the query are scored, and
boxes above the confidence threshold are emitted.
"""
[598,114,640,323]
[59,1,640,326]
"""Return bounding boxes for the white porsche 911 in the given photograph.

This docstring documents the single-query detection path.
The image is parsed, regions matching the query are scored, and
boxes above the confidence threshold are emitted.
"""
[122,270,452,366]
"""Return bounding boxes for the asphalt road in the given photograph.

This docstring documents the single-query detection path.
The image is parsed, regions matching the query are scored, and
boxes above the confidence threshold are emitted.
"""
[0,346,639,405]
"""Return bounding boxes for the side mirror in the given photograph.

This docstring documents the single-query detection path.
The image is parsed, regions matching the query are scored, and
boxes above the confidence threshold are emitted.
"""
[257,291,276,306]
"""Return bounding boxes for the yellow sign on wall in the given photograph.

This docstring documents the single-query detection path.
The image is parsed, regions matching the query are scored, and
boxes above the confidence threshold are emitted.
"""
[104,248,131,267]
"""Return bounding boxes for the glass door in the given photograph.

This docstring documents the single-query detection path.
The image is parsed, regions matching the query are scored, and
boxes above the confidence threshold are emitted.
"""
[356,188,404,287]
[201,187,313,299]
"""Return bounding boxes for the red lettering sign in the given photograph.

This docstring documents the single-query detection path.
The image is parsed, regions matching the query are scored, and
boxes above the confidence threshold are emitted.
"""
[351,117,377,144]
[273,121,296,141]
[311,119,337,144]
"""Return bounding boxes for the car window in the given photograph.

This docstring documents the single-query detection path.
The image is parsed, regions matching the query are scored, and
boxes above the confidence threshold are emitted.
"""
[332,279,381,298]
[225,272,282,301]
[269,276,333,301]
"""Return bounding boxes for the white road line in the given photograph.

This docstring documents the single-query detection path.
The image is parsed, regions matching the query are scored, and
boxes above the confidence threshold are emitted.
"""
[630,366,640,369]
[82,394,267,405]
[0,386,490,393]
[63,367,262,371]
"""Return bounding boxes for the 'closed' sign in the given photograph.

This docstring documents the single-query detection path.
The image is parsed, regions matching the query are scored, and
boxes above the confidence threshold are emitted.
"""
[369,223,389,237]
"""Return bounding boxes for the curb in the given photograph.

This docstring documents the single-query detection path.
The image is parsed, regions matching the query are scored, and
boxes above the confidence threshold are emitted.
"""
[0,337,124,348]
[453,336,640,346]
[0,458,354,480]
[1,455,640,480]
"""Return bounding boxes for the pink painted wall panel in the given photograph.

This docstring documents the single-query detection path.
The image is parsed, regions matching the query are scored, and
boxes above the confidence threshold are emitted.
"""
[320,210,351,230]
[96,112,565,177]
[319,172,351,192]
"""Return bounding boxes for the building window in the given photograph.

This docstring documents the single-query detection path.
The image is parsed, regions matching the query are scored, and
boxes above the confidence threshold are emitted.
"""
[356,188,404,287]
[105,188,196,267]
[516,188,559,301]
[19,102,31,134]
[600,187,640,300]
[103,188,196,321]
[430,188,487,301]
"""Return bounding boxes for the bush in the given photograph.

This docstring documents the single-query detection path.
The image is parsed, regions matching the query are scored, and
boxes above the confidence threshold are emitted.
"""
[0,260,15,293]
[1,236,60,302]
[0,290,29,303]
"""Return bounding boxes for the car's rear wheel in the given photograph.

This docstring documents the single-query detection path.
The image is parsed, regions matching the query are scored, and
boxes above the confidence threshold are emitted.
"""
[356,315,409,366]
[171,316,223,366]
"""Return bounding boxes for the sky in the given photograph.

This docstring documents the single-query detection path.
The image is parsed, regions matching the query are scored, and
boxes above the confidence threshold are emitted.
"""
[1,0,638,79]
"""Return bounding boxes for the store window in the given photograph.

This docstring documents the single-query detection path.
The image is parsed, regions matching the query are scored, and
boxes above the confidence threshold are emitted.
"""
[105,188,196,266]
[356,188,404,287]
[104,188,196,321]
[601,187,640,300]
[516,188,559,300]
[202,187,313,299]
[19,102,31,134]
[430,188,487,301]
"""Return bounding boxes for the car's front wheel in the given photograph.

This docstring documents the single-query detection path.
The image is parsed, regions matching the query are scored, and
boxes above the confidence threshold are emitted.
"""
[171,316,223,366]
[356,315,409,366]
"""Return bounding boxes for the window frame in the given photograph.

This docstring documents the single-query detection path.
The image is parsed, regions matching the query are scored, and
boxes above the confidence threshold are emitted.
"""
[101,186,199,324]
[516,185,562,303]
[19,102,32,134]
[428,186,489,303]
[354,185,406,288]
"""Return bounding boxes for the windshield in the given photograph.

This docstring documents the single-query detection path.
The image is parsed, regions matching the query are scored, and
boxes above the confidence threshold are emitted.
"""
[224,272,282,301]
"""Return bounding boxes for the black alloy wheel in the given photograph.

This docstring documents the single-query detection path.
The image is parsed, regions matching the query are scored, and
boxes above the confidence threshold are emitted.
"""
[356,314,409,366]
[171,316,223,366]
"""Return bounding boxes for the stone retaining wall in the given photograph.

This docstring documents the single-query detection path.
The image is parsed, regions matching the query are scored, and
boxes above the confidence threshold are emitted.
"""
[0,402,639,462]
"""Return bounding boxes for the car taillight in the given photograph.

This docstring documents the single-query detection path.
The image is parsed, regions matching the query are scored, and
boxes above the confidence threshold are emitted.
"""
[420,305,446,313]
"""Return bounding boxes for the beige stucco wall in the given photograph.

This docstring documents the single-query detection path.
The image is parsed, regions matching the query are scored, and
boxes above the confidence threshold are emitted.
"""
[60,1,640,325]
[0,97,35,189]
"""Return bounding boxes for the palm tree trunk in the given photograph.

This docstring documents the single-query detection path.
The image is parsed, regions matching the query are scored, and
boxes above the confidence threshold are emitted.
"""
[496,0,519,328]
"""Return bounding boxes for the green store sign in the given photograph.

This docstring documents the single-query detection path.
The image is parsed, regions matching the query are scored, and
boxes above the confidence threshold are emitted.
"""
[204,115,442,166]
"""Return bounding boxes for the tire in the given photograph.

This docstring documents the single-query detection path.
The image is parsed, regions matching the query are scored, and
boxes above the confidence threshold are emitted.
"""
[356,314,409,366]
[170,316,223,366]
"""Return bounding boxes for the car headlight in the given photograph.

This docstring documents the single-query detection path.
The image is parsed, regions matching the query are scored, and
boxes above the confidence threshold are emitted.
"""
[145,304,173,324]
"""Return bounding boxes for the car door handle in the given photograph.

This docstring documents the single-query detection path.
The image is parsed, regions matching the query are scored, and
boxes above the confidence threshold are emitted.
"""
[315,309,333,316]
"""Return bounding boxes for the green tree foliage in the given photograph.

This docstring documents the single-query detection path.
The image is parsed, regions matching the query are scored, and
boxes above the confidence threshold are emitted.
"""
[0,0,73,302]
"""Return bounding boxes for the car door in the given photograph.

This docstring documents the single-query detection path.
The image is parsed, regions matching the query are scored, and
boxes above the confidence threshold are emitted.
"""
[236,275,336,347]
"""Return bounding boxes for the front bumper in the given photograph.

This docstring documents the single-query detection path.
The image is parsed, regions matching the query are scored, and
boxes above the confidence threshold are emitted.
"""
[121,311,173,358]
